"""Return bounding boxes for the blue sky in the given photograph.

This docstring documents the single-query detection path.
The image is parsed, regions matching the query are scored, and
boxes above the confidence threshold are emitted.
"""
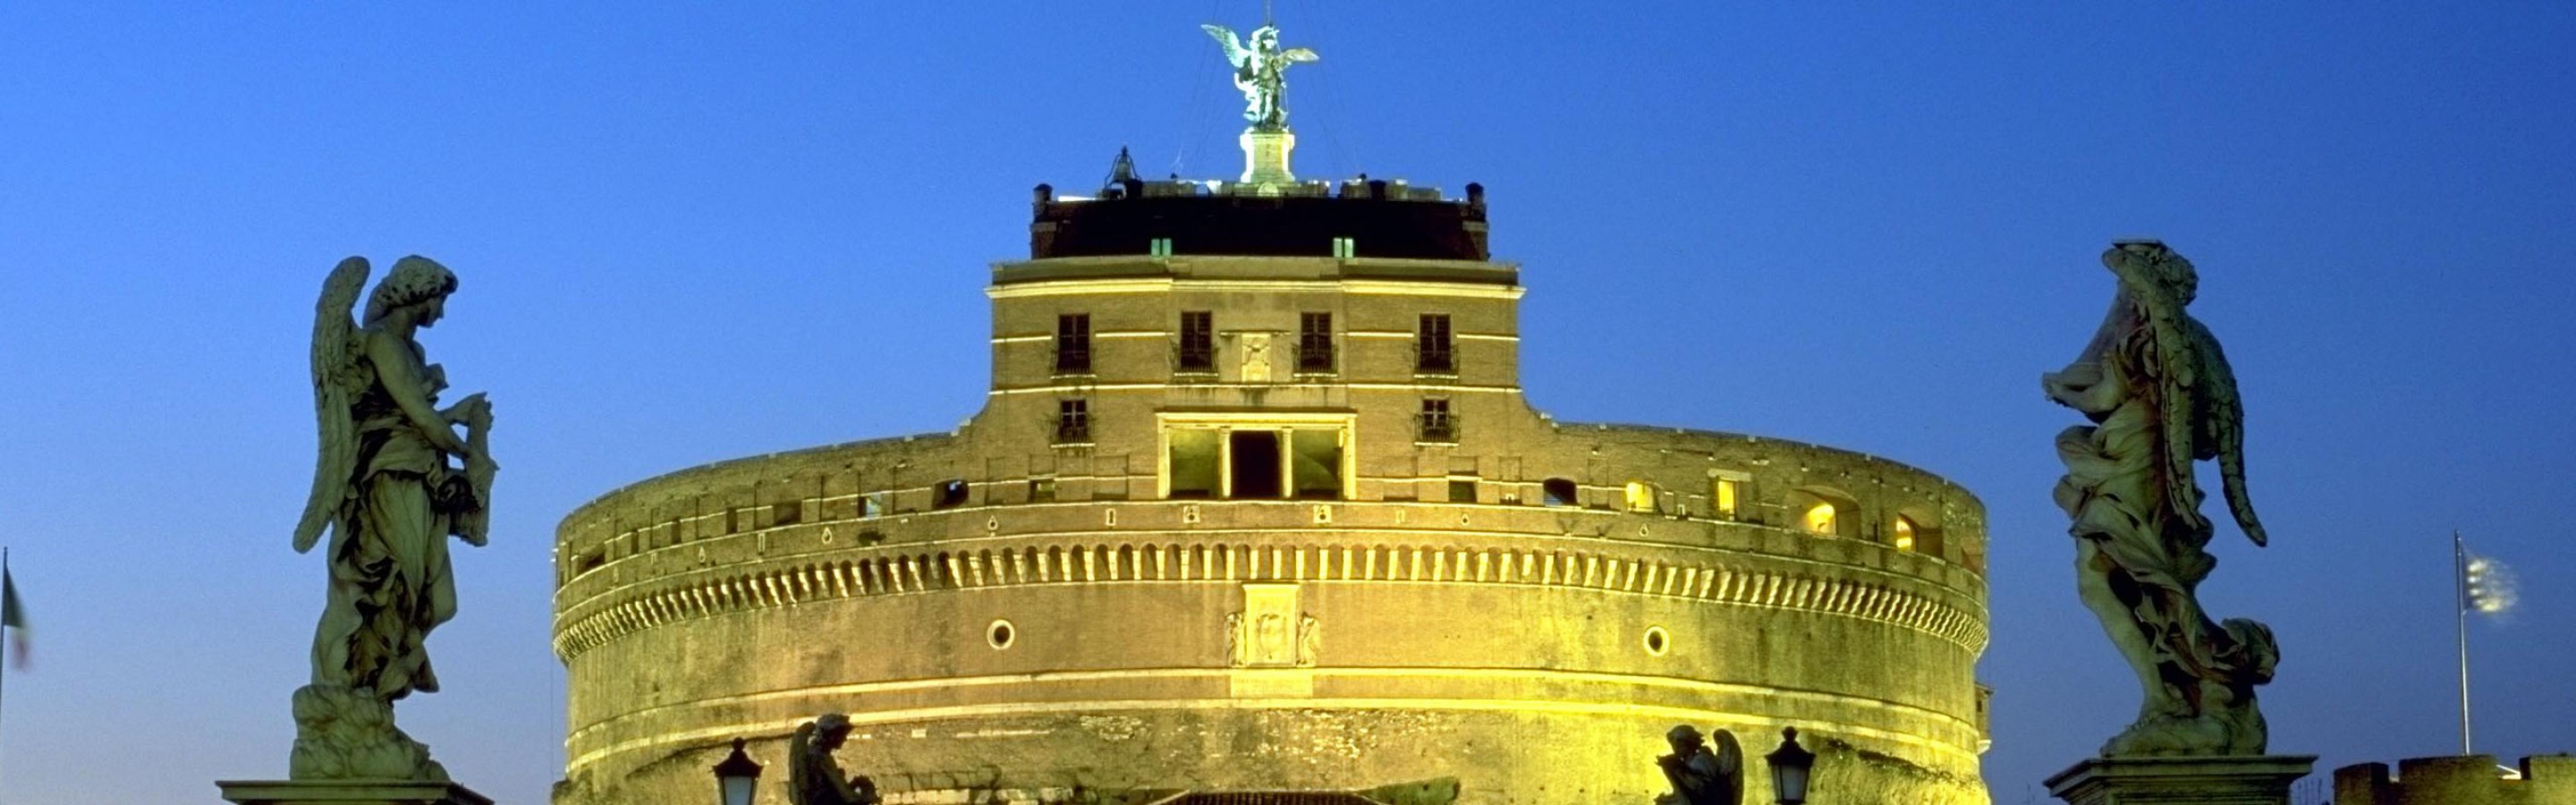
[1,3,2570,803]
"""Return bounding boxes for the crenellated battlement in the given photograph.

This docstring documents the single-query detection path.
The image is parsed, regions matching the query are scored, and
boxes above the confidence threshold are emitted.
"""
[2336,754,2576,805]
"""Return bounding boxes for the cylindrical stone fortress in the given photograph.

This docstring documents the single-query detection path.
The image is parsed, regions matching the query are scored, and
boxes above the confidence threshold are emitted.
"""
[552,179,1990,805]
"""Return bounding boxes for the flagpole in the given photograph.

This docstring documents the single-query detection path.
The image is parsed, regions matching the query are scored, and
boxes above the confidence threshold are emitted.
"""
[2454,530,2472,755]
[3,545,11,796]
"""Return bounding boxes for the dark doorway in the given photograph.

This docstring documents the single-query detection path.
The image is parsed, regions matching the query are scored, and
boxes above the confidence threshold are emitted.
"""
[1229,430,1282,498]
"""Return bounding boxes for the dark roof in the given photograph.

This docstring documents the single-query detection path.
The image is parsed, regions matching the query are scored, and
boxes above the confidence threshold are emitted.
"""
[1028,183,1489,261]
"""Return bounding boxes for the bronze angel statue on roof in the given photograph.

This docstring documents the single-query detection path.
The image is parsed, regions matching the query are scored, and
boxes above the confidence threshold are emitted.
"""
[1204,21,1318,130]
[2044,241,2276,757]
[286,255,496,780]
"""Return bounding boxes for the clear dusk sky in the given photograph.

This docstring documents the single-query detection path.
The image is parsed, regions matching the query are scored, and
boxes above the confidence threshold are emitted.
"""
[1,4,2571,803]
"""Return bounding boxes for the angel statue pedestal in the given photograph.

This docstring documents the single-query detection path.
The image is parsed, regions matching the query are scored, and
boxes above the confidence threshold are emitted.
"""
[2046,755,2315,805]
[1241,128,1296,186]
[217,779,494,805]
[221,256,500,805]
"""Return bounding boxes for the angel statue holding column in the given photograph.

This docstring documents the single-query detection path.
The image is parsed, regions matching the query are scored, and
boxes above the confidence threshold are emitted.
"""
[285,255,497,781]
[1205,21,1318,131]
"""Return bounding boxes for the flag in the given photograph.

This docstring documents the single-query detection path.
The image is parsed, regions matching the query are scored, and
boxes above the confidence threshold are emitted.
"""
[2464,554,2518,617]
[1,565,24,669]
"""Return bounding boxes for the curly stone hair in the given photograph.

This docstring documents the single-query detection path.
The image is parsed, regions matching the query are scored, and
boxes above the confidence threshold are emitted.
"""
[364,255,459,325]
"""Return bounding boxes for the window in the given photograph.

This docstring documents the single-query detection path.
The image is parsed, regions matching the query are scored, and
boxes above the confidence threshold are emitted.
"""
[1802,502,1836,535]
[1055,399,1090,444]
[1447,477,1478,504]
[1149,237,1174,258]
[860,493,886,519]
[1623,481,1657,513]
[1418,398,1455,443]
[1541,478,1578,507]
[934,479,970,509]
[1029,477,1056,502]
[1713,478,1740,520]
[1055,314,1091,374]
[1298,312,1335,372]
[1893,516,1917,551]
[1417,314,1454,374]
[1331,236,1356,258]
[1177,311,1215,372]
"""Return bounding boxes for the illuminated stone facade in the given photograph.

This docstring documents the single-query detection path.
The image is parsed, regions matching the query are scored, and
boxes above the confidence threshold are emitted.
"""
[550,176,1993,804]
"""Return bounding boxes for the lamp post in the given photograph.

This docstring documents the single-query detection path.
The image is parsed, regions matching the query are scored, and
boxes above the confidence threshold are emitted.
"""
[1765,726,1816,805]
[712,737,764,805]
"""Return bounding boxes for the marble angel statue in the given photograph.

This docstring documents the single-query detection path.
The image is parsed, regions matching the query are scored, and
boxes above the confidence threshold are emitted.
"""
[286,255,496,780]
[2043,241,2277,757]
[1204,22,1318,130]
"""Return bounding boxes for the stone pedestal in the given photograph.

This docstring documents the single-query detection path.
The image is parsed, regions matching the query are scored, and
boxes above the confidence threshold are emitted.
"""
[1239,128,1296,185]
[216,779,493,805]
[2046,756,2316,805]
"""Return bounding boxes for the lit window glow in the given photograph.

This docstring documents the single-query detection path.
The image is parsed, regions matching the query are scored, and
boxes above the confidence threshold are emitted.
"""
[1624,482,1656,513]
[1802,502,1836,535]
[1893,517,1917,551]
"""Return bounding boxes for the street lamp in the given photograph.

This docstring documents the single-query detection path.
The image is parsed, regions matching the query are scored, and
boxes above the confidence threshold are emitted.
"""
[1765,726,1815,805]
[712,737,764,805]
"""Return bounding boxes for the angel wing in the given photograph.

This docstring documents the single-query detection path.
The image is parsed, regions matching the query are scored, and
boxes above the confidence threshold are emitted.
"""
[292,257,371,553]
[2191,320,2269,547]
[1281,47,1318,64]
[1202,24,1250,66]
[2109,243,2268,548]
[2105,245,2216,542]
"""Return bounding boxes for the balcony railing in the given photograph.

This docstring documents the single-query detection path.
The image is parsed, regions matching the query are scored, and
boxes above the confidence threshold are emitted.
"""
[1416,347,1455,375]
[1295,341,1336,374]
[1175,343,1215,373]
[1417,411,1457,443]
[1053,346,1091,375]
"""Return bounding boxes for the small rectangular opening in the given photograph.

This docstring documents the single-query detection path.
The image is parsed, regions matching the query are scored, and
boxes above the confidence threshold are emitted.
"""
[1447,478,1478,504]
[1229,430,1284,498]
[933,479,970,509]
[1030,477,1056,502]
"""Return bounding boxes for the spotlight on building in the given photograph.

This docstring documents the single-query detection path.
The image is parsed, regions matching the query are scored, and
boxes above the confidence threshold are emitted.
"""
[711,737,763,805]
[1767,726,1817,805]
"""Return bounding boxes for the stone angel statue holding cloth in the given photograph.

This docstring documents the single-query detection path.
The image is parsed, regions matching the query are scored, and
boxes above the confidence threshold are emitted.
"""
[285,255,497,780]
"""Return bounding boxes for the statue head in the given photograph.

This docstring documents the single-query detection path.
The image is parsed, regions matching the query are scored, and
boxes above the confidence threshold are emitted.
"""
[366,256,459,326]
[2103,241,2199,305]
[1665,724,1706,755]
[813,712,854,750]
[1252,25,1280,51]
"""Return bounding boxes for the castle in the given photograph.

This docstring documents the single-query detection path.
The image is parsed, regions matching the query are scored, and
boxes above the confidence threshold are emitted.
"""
[548,22,1992,805]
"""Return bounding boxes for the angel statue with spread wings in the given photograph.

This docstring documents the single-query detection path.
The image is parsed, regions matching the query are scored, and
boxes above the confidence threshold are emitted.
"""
[1204,21,1318,130]
[286,255,496,781]
[2044,241,2276,758]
